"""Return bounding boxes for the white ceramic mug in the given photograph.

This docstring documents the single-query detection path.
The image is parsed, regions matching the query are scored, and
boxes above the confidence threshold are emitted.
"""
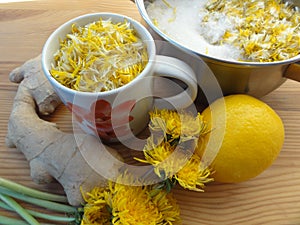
[42,13,198,142]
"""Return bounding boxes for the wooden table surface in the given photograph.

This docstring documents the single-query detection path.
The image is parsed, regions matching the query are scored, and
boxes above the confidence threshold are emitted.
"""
[1,0,300,224]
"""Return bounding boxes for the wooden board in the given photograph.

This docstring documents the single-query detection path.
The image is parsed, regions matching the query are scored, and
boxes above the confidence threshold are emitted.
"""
[1,1,300,224]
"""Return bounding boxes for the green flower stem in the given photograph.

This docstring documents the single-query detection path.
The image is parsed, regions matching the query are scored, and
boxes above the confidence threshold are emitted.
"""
[0,177,68,203]
[0,200,13,210]
[0,215,28,225]
[0,200,75,222]
[25,210,75,223]
[0,193,40,225]
[0,214,67,225]
[0,187,76,213]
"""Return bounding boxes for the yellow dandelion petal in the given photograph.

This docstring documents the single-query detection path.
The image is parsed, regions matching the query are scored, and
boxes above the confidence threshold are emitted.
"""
[111,184,160,225]
[152,189,181,224]
[142,141,177,179]
[80,186,111,225]
[175,154,214,191]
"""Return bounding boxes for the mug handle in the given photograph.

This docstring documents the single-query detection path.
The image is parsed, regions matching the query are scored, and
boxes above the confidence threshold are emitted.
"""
[152,55,198,109]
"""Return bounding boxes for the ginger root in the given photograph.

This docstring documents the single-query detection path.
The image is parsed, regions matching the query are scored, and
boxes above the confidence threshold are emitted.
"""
[5,55,123,206]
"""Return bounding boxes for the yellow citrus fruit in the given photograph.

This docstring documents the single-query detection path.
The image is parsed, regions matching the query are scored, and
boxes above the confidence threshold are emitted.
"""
[201,94,285,183]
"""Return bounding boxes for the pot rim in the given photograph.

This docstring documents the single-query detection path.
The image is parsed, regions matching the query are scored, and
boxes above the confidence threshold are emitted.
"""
[136,0,300,67]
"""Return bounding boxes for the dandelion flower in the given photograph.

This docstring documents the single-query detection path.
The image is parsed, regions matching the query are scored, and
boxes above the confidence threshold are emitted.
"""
[136,109,214,192]
[80,173,181,225]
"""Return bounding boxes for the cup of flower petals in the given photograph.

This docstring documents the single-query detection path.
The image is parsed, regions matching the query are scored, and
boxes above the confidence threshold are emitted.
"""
[42,12,198,142]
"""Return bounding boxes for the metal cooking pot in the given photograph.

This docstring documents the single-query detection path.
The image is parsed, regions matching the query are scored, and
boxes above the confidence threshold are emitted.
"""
[135,0,300,97]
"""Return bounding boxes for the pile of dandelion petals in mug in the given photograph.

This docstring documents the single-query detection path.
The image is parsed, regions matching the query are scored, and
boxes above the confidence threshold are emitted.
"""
[50,18,148,92]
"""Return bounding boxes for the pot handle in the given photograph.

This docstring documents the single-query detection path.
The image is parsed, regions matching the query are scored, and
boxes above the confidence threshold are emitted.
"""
[284,62,300,82]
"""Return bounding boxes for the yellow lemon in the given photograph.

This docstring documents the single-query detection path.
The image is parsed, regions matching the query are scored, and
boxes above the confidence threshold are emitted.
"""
[201,94,285,183]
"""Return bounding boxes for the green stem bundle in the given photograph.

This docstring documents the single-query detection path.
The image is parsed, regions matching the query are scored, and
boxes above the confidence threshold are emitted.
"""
[0,201,75,222]
[0,215,28,225]
[0,177,78,225]
[0,178,68,203]
[0,193,40,225]
[0,187,76,213]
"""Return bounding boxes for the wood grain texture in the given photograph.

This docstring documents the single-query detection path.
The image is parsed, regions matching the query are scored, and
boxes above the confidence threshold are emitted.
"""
[1,1,300,224]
